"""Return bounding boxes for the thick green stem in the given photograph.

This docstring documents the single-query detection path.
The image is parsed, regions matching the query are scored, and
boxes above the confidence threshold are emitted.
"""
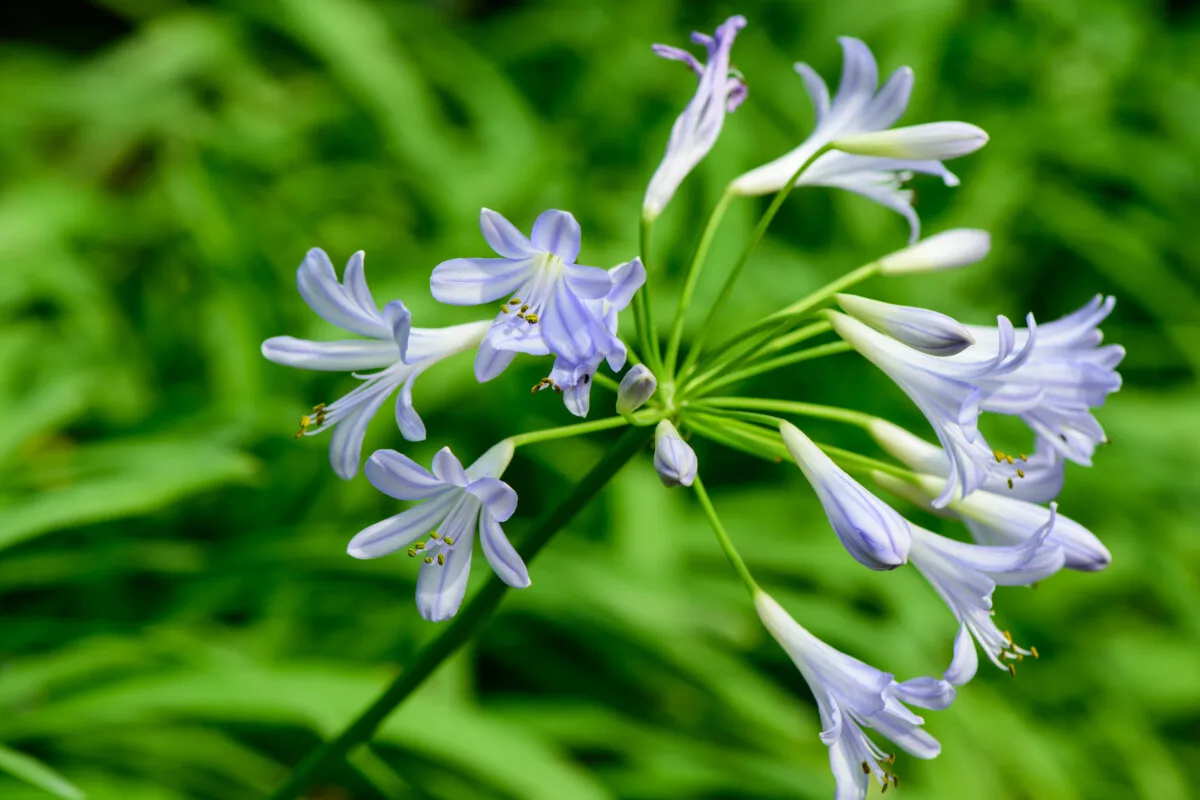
[690,341,853,395]
[665,188,734,376]
[677,146,831,379]
[692,476,759,596]
[265,426,654,800]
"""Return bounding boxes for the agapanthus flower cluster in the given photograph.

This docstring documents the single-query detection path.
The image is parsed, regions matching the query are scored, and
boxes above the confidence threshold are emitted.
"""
[263,16,1122,799]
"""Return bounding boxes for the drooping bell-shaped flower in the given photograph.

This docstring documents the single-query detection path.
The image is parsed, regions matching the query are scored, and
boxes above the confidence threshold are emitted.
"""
[754,591,953,799]
[905,520,1065,684]
[876,229,992,275]
[957,295,1124,466]
[780,421,911,569]
[731,38,982,241]
[532,258,646,417]
[837,293,975,356]
[262,249,490,479]
[643,15,748,223]
[431,209,615,381]
[654,420,698,487]
[347,442,529,622]
[616,364,657,416]
[829,310,1037,507]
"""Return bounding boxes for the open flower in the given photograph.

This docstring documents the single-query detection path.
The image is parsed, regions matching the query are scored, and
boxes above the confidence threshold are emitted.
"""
[731,38,982,241]
[643,15,748,222]
[905,518,1065,684]
[755,591,952,799]
[347,442,529,622]
[262,249,489,479]
[829,310,1036,506]
[532,258,646,417]
[780,421,911,569]
[959,295,1124,465]
[431,209,615,380]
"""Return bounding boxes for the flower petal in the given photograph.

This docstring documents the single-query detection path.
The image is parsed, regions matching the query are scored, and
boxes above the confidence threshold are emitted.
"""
[365,449,446,500]
[328,381,395,480]
[479,511,531,588]
[563,263,614,299]
[856,66,913,131]
[416,499,477,621]
[474,335,519,382]
[430,256,536,305]
[261,337,399,371]
[346,490,458,558]
[431,447,469,486]
[480,208,535,258]
[833,37,879,112]
[394,372,427,441]
[606,258,646,310]
[794,62,831,123]
[531,210,581,262]
[466,477,518,521]
[892,677,955,711]
[944,622,979,686]
[296,248,388,338]
[381,300,412,362]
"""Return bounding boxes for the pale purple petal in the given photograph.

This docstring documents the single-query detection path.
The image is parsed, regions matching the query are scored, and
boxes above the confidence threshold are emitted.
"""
[430,256,537,305]
[261,337,399,371]
[944,622,979,686]
[466,477,518,521]
[416,498,477,621]
[431,447,469,486]
[606,258,646,310]
[833,37,879,111]
[395,372,426,441]
[342,251,377,315]
[480,208,535,258]
[365,449,446,500]
[479,511,530,588]
[474,336,519,382]
[856,66,913,131]
[346,490,459,559]
[296,248,389,338]
[653,43,703,74]
[328,381,394,480]
[541,277,603,364]
[531,210,581,262]
[892,677,955,711]
[794,62,831,124]
[381,300,411,362]
[563,263,614,299]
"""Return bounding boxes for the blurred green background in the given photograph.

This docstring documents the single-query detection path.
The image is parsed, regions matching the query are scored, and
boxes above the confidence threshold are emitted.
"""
[2,0,1198,798]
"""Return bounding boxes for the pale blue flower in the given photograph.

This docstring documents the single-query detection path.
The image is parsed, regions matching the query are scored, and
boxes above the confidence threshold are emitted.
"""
[347,442,529,622]
[780,422,911,569]
[829,310,1037,507]
[906,520,1065,684]
[643,15,748,222]
[754,591,953,799]
[262,249,490,479]
[837,293,975,356]
[959,295,1124,466]
[731,38,977,241]
[431,209,615,381]
[532,259,646,417]
[654,420,697,487]
[616,364,657,415]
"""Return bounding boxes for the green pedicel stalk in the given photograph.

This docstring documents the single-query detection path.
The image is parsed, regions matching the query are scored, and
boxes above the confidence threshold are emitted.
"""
[692,475,759,596]
[687,341,854,395]
[265,426,654,800]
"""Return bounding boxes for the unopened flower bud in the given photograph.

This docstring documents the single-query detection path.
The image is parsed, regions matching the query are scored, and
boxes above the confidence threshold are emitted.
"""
[616,364,657,416]
[780,421,911,569]
[654,420,697,488]
[877,229,991,276]
[833,122,988,161]
[836,294,975,356]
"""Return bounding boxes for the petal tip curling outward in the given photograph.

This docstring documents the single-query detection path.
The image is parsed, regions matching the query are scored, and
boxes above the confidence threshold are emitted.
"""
[643,16,747,222]
[780,421,912,569]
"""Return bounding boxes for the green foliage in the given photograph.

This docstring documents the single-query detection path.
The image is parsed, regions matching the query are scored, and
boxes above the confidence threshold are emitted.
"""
[1,0,1196,798]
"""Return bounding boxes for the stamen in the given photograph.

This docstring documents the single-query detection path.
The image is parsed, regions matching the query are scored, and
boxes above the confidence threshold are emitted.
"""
[1006,455,1014,465]
[892,776,899,788]
[993,449,1006,463]
[1030,646,1039,658]
[296,415,311,438]
[582,374,590,384]
[1017,469,1026,478]
[500,305,510,314]
[1007,663,1016,677]
[525,313,539,324]
[407,548,416,557]
[443,537,455,545]
[437,553,445,565]
[520,305,529,313]
[509,298,522,305]
[1003,630,1013,644]
[861,762,870,775]
[429,532,440,539]
[1019,453,1028,461]
[1007,478,1014,489]
[414,542,425,551]
[424,556,433,564]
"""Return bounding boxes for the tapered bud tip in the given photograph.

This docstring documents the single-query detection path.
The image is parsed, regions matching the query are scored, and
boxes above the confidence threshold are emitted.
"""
[836,294,975,356]
[616,365,657,416]
[833,122,989,161]
[654,420,697,488]
[878,229,991,275]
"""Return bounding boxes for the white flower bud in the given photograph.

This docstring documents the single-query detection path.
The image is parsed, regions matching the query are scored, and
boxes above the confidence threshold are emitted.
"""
[877,229,991,276]
[833,122,989,161]
[615,364,657,416]
[653,420,697,488]
[836,294,975,356]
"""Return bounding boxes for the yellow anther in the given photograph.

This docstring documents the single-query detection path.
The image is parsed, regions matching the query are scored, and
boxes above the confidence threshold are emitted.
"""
[993,450,1006,463]
[1007,663,1016,677]
[1019,453,1028,461]
[525,313,539,324]
[437,553,445,565]
[1017,468,1025,478]
[414,542,425,551]
[407,548,416,557]
[510,298,522,305]
[424,556,433,564]
[443,537,455,545]
[882,780,889,794]
[861,762,870,775]
[1007,478,1014,489]
[313,403,326,413]
[885,754,895,766]
[1006,455,1014,465]
[1004,630,1013,644]
[430,532,440,539]
[516,312,526,320]
[1030,646,1039,659]
[520,305,529,313]
[500,305,510,314]
[296,415,311,438]
[892,776,899,788]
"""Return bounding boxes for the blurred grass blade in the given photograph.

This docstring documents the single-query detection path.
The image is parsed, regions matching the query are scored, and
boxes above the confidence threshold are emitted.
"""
[0,745,84,800]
